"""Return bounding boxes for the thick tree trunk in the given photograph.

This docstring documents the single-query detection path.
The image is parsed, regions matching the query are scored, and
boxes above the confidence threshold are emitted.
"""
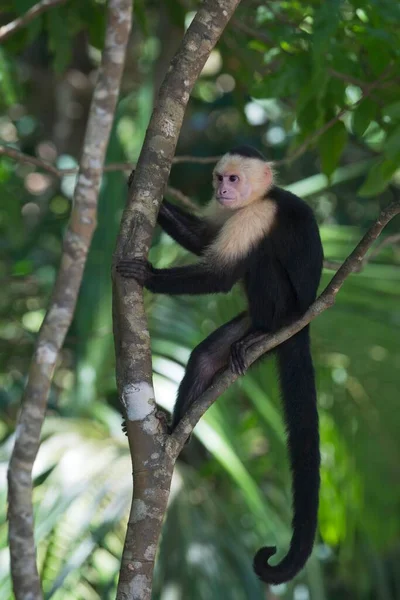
[7,2,132,598]
[112,2,242,598]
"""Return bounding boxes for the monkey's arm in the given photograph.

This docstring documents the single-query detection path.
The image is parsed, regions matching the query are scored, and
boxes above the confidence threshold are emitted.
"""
[270,196,323,312]
[117,259,240,295]
[158,200,214,255]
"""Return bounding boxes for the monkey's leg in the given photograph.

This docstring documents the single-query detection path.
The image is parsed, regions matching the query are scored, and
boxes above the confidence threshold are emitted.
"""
[171,312,250,430]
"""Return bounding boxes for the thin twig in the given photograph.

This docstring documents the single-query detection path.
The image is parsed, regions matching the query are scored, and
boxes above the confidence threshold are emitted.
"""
[0,145,63,175]
[7,2,132,599]
[364,232,400,262]
[323,232,400,272]
[172,155,221,164]
[231,18,274,45]
[0,145,220,175]
[0,0,67,43]
[169,199,400,452]
[328,68,399,90]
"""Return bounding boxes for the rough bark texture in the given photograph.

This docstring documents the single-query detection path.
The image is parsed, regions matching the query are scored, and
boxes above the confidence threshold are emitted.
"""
[7,2,132,599]
[169,200,400,452]
[112,2,241,599]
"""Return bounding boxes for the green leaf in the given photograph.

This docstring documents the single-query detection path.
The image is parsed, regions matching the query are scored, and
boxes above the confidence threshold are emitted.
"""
[251,56,308,99]
[312,0,341,63]
[352,98,378,137]
[87,5,106,49]
[46,8,72,73]
[358,158,398,196]
[383,101,400,122]
[0,48,18,106]
[318,120,348,178]
[14,0,36,11]
[134,0,149,36]
[384,124,400,159]
[165,0,186,28]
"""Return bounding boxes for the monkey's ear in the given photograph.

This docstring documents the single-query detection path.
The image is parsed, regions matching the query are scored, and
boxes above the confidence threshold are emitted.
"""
[265,162,275,187]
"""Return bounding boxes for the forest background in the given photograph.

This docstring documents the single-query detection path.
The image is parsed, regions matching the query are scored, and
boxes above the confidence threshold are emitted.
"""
[0,0,400,599]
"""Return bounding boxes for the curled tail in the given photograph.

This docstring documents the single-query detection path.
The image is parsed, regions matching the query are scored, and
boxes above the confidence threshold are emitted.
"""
[254,326,320,585]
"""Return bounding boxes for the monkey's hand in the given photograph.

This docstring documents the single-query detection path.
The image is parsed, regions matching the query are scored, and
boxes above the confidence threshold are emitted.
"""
[230,339,249,376]
[116,259,153,286]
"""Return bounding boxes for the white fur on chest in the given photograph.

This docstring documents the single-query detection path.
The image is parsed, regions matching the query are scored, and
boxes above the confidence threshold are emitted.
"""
[205,200,277,265]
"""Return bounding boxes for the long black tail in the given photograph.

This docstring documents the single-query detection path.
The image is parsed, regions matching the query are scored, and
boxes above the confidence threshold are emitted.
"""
[253,326,320,585]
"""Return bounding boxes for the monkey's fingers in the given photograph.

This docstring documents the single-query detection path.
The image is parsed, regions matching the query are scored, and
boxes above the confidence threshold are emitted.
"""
[116,260,149,282]
[230,342,248,376]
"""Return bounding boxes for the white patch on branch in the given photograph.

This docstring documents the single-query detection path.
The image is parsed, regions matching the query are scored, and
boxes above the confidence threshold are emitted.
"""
[47,304,70,326]
[132,499,148,523]
[161,118,174,137]
[144,543,156,561]
[130,574,150,600]
[95,88,108,100]
[111,48,125,64]
[36,343,57,365]
[132,498,161,523]
[142,414,160,435]
[122,382,155,421]
[77,174,92,187]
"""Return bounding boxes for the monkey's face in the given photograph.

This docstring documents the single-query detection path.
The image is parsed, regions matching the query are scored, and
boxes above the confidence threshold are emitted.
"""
[213,172,250,208]
[213,154,274,210]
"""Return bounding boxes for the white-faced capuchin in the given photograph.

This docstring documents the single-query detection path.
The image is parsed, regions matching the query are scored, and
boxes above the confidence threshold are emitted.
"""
[117,146,324,585]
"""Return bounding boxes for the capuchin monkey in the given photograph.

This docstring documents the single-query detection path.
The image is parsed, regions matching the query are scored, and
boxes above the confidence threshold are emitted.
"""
[117,146,323,585]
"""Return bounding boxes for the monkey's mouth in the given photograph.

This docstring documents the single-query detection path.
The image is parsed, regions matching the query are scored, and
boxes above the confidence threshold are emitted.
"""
[216,195,236,205]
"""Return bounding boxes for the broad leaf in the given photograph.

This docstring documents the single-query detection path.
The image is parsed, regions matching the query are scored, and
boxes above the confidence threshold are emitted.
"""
[318,120,348,178]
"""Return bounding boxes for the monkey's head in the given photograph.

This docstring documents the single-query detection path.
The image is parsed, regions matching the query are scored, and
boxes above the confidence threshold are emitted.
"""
[212,146,274,210]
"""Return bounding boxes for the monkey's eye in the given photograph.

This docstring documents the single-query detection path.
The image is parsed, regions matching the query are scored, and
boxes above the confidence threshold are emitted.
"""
[217,174,223,182]
[229,175,239,183]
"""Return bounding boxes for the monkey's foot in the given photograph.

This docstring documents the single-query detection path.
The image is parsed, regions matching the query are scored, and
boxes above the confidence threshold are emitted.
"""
[116,259,151,285]
[230,340,249,376]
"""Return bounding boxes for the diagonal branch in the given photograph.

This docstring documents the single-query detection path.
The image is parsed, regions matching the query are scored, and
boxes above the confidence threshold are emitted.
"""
[6,2,132,599]
[169,199,400,453]
[324,232,400,272]
[0,0,67,43]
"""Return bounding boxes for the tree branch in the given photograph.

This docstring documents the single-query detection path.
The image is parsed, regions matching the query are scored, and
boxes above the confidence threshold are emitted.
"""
[169,199,400,453]
[324,232,400,272]
[0,145,220,173]
[231,18,274,46]
[7,3,132,599]
[0,0,67,43]
[111,2,241,599]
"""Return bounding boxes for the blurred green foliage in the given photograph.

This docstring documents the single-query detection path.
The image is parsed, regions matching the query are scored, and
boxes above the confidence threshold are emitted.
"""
[0,0,400,599]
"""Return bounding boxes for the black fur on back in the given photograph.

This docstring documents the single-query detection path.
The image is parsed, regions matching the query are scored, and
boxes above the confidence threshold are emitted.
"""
[228,145,266,160]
